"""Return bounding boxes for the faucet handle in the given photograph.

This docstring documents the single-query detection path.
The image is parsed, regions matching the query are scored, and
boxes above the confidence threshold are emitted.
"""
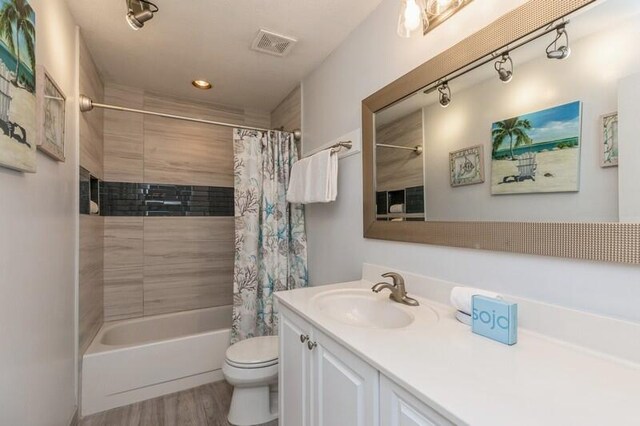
[381,272,404,287]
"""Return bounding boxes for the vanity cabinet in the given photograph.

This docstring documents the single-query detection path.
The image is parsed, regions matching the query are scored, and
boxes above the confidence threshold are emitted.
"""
[380,376,454,426]
[279,308,379,426]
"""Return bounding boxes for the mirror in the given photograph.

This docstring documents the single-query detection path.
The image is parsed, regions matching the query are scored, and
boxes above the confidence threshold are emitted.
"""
[374,0,639,223]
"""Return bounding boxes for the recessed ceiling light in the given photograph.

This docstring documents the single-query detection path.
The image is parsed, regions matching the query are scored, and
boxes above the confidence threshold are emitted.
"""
[192,80,212,90]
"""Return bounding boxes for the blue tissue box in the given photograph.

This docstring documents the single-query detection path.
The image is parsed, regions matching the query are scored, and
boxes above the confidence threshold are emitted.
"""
[472,295,517,345]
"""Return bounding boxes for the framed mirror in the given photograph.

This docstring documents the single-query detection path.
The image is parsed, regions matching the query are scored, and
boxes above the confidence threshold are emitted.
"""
[362,0,640,264]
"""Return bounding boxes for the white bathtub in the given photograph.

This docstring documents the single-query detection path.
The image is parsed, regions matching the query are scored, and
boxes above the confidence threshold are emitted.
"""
[81,305,232,416]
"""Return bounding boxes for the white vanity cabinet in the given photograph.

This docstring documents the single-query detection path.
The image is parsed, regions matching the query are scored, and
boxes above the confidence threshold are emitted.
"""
[279,307,379,426]
[380,375,454,426]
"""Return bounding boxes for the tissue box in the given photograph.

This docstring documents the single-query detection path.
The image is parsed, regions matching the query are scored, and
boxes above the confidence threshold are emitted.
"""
[472,295,517,345]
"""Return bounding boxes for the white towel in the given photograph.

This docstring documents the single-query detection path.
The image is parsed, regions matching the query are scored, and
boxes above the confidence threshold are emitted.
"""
[450,286,502,315]
[287,150,338,204]
[389,204,404,214]
[90,200,100,215]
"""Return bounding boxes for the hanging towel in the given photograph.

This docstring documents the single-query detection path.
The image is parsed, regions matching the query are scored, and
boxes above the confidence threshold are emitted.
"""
[389,203,405,214]
[450,286,502,315]
[287,150,338,204]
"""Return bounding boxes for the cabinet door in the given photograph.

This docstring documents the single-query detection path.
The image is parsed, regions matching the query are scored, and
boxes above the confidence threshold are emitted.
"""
[279,308,314,426]
[380,375,455,426]
[311,330,379,426]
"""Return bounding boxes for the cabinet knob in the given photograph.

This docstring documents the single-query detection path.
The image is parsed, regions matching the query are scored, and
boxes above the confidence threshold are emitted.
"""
[307,340,317,351]
[300,334,309,343]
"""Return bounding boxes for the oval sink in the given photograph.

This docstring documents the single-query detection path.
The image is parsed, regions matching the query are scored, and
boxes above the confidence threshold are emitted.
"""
[311,289,417,329]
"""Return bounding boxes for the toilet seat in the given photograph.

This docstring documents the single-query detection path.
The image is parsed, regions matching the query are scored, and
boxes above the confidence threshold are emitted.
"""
[225,335,279,369]
[226,358,278,369]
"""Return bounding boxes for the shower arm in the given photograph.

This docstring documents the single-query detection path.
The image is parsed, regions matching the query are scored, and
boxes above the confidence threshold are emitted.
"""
[78,94,302,141]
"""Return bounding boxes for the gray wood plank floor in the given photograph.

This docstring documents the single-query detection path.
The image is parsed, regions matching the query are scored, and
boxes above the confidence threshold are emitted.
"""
[80,381,278,426]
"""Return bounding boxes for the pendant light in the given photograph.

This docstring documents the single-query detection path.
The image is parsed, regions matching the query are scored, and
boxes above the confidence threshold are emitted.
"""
[397,0,428,38]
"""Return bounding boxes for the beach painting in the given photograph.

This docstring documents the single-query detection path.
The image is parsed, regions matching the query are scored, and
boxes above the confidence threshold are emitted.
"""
[491,101,582,195]
[0,0,36,173]
[601,111,618,167]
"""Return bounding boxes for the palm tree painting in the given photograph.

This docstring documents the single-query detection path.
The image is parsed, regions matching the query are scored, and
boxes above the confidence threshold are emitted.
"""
[0,0,35,90]
[491,117,532,160]
[491,101,582,195]
[0,0,36,173]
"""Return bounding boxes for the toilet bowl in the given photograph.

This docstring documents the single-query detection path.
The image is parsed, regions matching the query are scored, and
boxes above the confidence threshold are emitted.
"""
[222,335,279,426]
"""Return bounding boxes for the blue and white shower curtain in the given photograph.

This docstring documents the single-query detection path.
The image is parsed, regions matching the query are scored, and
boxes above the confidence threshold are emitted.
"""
[231,129,308,343]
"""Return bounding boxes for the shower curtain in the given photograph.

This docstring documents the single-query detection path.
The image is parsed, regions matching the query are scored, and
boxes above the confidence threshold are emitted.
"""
[231,129,308,343]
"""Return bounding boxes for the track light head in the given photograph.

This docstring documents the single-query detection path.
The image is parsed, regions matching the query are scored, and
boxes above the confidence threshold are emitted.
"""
[126,0,158,31]
[495,53,513,83]
[546,25,571,60]
[438,82,451,108]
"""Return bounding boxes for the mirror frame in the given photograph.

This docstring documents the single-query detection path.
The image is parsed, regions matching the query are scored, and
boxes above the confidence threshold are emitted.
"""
[362,0,640,265]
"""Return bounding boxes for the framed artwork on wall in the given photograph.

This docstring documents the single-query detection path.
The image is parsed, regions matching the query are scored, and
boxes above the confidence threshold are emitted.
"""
[449,145,484,187]
[0,0,36,172]
[491,101,582,195]
[36,66,66,162]
[600,111,618,168]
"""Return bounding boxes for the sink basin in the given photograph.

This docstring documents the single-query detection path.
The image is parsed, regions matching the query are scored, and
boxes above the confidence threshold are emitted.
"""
[311,289,418,329]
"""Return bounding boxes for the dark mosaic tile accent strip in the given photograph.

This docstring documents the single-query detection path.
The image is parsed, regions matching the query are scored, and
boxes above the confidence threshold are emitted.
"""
[406,186,425,214]
[79,167,91,215]
[100,182,234,217]
[376,191,388,215]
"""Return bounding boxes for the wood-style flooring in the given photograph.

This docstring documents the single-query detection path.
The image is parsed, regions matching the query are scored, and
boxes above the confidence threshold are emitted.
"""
[80,381,278,426]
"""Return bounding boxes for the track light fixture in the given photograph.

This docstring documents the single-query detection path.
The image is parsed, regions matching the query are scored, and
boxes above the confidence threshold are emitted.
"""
[494,53,513,83]
[546,24,571,60]
[438,82,451,108]
[126,0,158,31]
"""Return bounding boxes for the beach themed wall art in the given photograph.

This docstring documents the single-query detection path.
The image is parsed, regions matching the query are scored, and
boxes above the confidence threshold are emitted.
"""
[449,145,484,187]
[0,0,36,173]
[36,66,65,161]
[491,101,582,195]
[600,111,618,168]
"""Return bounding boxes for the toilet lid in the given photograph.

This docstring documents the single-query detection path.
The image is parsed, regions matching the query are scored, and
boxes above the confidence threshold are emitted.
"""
[226,336,279,366]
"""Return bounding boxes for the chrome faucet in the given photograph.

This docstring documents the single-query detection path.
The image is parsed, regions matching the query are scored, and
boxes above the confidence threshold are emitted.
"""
[371,272,419,306]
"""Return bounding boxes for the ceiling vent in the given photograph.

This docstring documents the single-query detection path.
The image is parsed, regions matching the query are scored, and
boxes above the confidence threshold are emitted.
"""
[251,29,297,57]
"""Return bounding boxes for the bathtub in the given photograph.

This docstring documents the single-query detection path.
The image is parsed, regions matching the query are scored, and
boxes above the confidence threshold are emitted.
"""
[81,305,232,416]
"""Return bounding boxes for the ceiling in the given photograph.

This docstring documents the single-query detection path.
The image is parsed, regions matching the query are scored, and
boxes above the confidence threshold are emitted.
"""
[66,0,384,112]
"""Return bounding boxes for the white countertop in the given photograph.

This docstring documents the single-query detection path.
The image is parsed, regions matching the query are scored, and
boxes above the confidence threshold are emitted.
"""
[275,280,640,426]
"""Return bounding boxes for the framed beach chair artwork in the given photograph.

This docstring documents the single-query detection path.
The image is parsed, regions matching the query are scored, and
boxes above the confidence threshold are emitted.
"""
[491,101,582,195]
[0,0,36,173]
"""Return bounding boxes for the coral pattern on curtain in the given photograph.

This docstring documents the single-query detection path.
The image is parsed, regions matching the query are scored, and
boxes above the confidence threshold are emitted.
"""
[231,129,308,343]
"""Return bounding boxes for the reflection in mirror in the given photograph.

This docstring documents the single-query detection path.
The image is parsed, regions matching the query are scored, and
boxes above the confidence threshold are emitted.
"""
[375,110,425,221]
[374,0,640,223]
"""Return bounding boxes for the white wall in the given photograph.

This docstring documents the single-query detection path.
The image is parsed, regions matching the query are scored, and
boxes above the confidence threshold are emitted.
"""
[0,0,79,425]
[302,0,640,323]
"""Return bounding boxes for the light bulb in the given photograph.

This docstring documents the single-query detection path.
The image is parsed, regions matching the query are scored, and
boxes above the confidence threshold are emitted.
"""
[404,0,422,31]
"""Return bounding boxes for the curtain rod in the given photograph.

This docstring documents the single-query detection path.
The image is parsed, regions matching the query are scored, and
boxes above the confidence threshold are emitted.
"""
[78,95,302,141]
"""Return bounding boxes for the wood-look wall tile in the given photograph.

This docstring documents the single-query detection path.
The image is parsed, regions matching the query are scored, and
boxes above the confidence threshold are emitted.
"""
[104,267,143,321]
[104,85,144,183]
[376,110,424,192]
[271,85,301,132]
[144,92,247,124]
[104,217,144,321]
[104,217,143,268]
[144,116,234,187]
[79,36,104,179]
[143,218,234,315]
[79,215,104,354]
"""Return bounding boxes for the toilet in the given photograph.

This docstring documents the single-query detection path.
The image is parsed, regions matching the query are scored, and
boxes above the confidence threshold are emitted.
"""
[222,336,279,426]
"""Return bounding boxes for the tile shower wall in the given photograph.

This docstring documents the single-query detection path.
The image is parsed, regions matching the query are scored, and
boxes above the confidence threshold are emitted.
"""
[79,35,104,355]
[102,83,271,321]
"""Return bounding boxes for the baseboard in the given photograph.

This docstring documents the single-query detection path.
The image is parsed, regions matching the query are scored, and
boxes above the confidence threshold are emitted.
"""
[68,408,78,426]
